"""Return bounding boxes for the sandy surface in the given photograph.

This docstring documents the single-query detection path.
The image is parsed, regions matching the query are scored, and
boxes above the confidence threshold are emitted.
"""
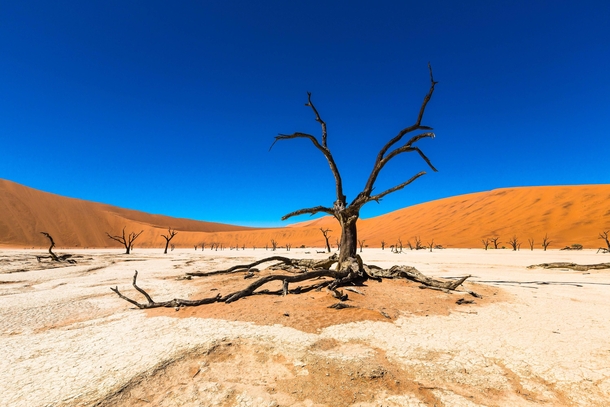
[1,248,610,406]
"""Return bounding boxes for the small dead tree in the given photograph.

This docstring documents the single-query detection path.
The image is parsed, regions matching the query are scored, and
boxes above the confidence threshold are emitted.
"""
[428,239,434,252]
[285,243,291,251]
[414,236,424,250]
[320,228,332,253]
[40,232,60,261]
[201,243,206,251]
[358,239,366,253]
[161,228,178,254]
[335,238,340,251]
[599,230,610,253]
[490,237,501,249]
[528,238,535,251]
[482,238,490,250]
[381,240,386,250]
[194,245,198,251]
[508,236,519,251]
[542,234,551,251]
[37,232,74,263]
[106,227,143,254]
[271,239,278,251]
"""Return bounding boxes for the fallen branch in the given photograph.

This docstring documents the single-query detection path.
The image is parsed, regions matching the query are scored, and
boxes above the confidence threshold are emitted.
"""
[187,255,338,277]
[527,262,610,271]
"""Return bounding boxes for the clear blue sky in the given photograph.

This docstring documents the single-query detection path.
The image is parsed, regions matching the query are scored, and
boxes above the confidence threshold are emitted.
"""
[1,1,609,227]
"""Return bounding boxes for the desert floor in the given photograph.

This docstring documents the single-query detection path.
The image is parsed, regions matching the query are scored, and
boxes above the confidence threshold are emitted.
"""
[1,248,609,406]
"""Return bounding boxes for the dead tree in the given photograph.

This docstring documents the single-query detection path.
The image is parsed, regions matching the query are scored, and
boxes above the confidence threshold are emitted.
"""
[194,245,198,251]
[527,238,535,251]
[37,232,74,263]
[599,230,610,253]
[110,65,476,311]
[161,228,178,254]
[201,243,206,251]
[106,227,143,254]
[490,237,501,250]
[270,64,438,264]
[482,238,490,250]
[381,240,386,250]
[508,236,519,251]
[428,239,434,252]
[320,228,332,253]
[271,239,278,251]
[285,243,291,251]
[542,234,551,251]
[414,236,424,250]
[358,239,366,253]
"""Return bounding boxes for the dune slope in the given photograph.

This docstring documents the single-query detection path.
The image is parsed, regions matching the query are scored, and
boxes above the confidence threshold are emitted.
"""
[1,179,608,249]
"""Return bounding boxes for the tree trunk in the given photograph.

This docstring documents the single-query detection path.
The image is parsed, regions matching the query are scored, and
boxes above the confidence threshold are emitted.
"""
[164,241,170,254]
[338,215,358,263]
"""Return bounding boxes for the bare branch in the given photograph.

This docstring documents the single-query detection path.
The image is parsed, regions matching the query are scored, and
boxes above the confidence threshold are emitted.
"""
[367,171,426,203]
[270,93,346,205]
[281,205,335,221]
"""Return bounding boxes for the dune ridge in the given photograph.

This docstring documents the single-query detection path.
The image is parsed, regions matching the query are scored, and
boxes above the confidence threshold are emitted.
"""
[1,178,608,250]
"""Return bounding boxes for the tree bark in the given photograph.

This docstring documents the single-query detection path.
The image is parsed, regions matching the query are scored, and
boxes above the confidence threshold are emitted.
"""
[338,215,358,263]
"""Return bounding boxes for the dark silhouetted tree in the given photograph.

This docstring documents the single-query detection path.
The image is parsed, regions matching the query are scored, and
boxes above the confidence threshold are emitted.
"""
[482,238,490,250]
[320,228,332,253]
[542,234,551,251]
[508,236,519,251]
[270,65,438,264]
[490,237,501,249]
[161,228,178,254]
[527,238,535,251]
[106,227,143,254]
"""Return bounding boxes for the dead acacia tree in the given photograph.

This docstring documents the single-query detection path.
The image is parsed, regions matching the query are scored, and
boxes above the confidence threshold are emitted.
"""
[271,239,278,251]
[320,228,332,253]
[508,236,519,251]
[414,236,424,250]
[37,232,74,263]
[358,239,366,253]
[527,238,535,251]
[161,228,178,254]
[381,240,386,250]
[428,239,434,252]
[542,234,551,251]
[270,64,438,263]
[111,66,477,310]
[106,227,143,254]
[482,238,490,250]
[599,230,610,253]
[490,237,501,249]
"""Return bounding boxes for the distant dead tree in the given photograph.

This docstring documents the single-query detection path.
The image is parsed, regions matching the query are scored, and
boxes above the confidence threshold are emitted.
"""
[335,238,340,251]
[286,243,292,251]
[37,232,75,263]
[271,239,278,251]
[242,244,246,250]
[381,240,386,250]
[508,236,519,251]
[428,239,434,252]
[490,237,501,249]
[320,228,332,253]
[405,239,412,251]
[265,242,268,250]
[482,238,490,250]
[414,236,424,250]
[194,245,198,251]
[161,228,178,254]
[542,234,551,251]
[598,230,610,253]
[527,238,535,251]
[106,227,143,254]
[358,239,366,253]
[106,226,144,254]
[201,243,206,251]
[398,238,404,253]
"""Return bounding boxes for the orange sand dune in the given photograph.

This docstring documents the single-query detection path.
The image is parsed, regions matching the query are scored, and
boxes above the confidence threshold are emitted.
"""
[1,179,609,250]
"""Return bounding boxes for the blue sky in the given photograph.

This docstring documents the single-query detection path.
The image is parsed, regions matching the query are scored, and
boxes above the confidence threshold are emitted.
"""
[1,1,608,227]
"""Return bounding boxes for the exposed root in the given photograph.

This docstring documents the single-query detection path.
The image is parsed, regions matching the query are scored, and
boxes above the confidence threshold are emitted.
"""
[110,256,475,309]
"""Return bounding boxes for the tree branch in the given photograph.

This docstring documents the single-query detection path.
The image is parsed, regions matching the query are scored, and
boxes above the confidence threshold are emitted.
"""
[281,205,335,221]
[367,171,427,203]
